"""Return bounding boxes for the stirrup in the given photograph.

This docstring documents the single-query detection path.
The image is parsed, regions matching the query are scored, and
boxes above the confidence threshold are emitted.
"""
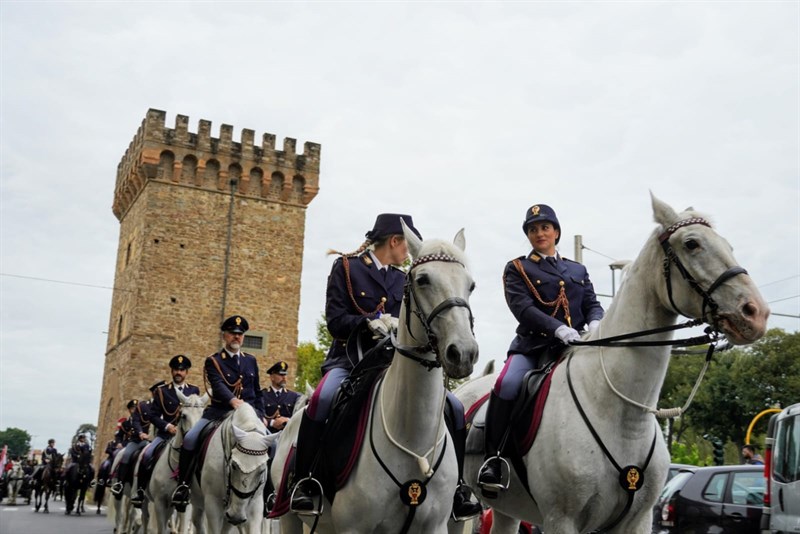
[289,477,324,516]
[131,489,144,508]
[110,481,123,496]
[264,492,276,517]
[451,484,482,523]
[171,483,190,512]
[478,455,511,493]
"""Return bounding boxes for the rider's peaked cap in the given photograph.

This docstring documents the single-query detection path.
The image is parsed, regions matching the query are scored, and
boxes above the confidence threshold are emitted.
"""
[127,399,138,409]
[169,354,191,370]
[365,214,422,241]
[266,360,289,375]
[220,315,248,333]
[523,204,561,244]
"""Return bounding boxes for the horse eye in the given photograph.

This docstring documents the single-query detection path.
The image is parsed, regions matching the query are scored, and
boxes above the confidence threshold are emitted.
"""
[685,239,701,251]
[469,282,476,293]
[416,274,430,286]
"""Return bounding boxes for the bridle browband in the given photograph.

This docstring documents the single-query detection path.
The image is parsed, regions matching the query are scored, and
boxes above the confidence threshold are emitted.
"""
[658,217,748,331]
[395,253,475,370]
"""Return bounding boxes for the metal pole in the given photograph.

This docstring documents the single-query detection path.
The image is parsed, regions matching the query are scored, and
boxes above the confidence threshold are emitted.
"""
[574,235,583,263]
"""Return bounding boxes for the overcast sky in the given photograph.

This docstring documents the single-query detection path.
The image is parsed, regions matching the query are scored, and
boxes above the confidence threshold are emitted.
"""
[1,2,798,454]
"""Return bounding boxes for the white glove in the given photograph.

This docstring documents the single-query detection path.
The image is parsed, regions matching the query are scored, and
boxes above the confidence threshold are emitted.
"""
[368,318,389,338]
[555,325,581,345]
[588,320,601,334]
[380,314,399,333]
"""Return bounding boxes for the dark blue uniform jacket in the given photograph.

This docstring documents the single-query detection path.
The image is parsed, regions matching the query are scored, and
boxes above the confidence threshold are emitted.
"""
[262,387,302,432]
[131,400,154,441]
[149,382,201,439]
[504,252,604,356]
[203,350,265,420]
[70,442,91,463]
[322,253,406,373]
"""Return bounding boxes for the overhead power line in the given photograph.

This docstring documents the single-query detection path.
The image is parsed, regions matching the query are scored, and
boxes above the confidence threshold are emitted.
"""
[0,273,132,292]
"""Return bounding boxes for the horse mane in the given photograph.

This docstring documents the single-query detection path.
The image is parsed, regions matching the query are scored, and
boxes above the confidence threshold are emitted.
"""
[230,402,266,433]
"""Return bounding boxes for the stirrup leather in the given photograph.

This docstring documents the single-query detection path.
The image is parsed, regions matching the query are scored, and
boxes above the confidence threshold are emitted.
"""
[478,455,511,492]
[289,476,324,516]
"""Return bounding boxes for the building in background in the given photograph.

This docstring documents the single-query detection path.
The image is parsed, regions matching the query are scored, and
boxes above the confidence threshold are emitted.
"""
[95,109,320,457]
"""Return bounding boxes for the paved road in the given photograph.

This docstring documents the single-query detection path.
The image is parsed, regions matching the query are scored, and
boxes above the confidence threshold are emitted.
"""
[0,500,113,534]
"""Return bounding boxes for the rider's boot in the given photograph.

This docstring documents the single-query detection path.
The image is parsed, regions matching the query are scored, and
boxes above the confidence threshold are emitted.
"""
[477,392,515,498]
[170,447,195,513]
[110,462,126,496]
[289,412,326,514]
[451,426,483,521]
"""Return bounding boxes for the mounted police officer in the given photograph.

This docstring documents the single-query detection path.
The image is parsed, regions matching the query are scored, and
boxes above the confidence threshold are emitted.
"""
[289,213,482,520]
[70,434,92,463]
[262,361,301,433]
[111,398,151,495]
[171,315,266,512]
[131,355,201,506]
[478,204,604,496]
[97,418,127,489]
[43,439,58,465]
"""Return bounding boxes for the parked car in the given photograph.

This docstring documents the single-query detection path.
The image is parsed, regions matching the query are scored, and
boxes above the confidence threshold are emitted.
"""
[667,463,697,483]
[653,464,765,533]
[760,402,800,533]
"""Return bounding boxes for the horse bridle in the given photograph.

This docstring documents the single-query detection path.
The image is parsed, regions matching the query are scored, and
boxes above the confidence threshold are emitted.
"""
[659,217,748,330]
[223,442,268,507]
[395,253,475,370]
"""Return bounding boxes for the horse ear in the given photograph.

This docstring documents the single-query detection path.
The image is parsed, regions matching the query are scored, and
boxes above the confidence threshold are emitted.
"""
[305,383,315,397]
[232,425,248,442]
[176,388,187,403]
[401,218,423,259]
[650,192,679,227]
[453,228,466,251]
[200,393,210,406]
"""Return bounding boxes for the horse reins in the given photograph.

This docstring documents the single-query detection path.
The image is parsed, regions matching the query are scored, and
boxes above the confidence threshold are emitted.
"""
[564,216,749,533]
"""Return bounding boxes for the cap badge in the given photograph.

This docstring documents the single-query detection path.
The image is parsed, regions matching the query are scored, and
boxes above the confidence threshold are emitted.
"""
[178,356,184,363]
[532,205,540,216]
[235,316,242,326]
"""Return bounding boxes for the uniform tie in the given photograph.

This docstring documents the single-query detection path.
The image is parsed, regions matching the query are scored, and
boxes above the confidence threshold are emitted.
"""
[546,256,558,268]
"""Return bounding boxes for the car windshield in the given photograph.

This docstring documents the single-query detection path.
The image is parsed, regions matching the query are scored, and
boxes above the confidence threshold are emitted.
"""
[660,470,693,500]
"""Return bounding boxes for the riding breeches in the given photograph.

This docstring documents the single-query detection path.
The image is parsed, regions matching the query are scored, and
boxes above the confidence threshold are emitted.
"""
[306,367,349,422]
[494,353,537,401]
[182,417,213,452]
[120,441,147,466]
[141,436,165,465]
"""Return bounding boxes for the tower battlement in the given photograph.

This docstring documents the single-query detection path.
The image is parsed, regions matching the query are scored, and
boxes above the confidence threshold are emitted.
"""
[113,109,321,219]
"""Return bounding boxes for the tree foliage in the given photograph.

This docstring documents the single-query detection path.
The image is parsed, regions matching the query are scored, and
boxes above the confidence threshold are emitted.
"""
[0,427,31,458]
[295,314,329,390]
[660,329,800,459]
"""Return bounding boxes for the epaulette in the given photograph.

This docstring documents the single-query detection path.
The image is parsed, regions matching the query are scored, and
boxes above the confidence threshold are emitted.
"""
[361,254,373,266]
[526,254,542,263]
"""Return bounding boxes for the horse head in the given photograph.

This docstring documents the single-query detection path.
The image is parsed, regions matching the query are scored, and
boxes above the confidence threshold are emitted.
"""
[175,389,209,435]
[650,194,769,344]
[399,219,479,379]
[223,404,274,525]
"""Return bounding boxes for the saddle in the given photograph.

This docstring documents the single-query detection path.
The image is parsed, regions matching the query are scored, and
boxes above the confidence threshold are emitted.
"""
[192,419,224,487]
[137,440,168,487]
[467,358,561,494]
[268,340,394,518]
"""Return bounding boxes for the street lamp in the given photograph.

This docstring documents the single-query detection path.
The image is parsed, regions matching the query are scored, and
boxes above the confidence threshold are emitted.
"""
[609,260,630,297]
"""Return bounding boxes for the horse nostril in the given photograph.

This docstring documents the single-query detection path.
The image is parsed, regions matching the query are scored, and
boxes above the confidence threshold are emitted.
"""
[742,302,758,318]
[446,345,461,363]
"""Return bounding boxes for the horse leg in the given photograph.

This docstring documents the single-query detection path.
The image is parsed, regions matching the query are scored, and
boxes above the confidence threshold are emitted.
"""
[278,514,305,534]
[491,509,522,534]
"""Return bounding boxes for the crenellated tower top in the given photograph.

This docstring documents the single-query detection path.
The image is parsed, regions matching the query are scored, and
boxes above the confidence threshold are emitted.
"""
[113,109,321,219]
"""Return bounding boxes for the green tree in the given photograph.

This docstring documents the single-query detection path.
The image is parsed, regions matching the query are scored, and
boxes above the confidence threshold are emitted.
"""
[295,314,330,390]
[660,329,800,450]
[0,427,32,458]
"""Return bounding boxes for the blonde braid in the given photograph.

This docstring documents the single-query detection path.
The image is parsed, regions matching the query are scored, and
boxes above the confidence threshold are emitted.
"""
[327,238,373,257]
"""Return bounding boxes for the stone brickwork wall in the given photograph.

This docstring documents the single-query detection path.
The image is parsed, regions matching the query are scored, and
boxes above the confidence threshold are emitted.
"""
[96,109,320,460]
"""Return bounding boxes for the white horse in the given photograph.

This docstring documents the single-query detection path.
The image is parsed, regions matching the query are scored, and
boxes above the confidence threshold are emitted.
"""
[108,447,142,534]
[272,222,479,534]
[144,391,208,534]
[453,195,770,534]
[190,402,274,534]
[5,461,24,505]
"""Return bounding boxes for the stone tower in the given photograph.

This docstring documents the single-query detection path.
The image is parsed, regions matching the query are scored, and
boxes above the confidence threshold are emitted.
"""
[96,109,320,454]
